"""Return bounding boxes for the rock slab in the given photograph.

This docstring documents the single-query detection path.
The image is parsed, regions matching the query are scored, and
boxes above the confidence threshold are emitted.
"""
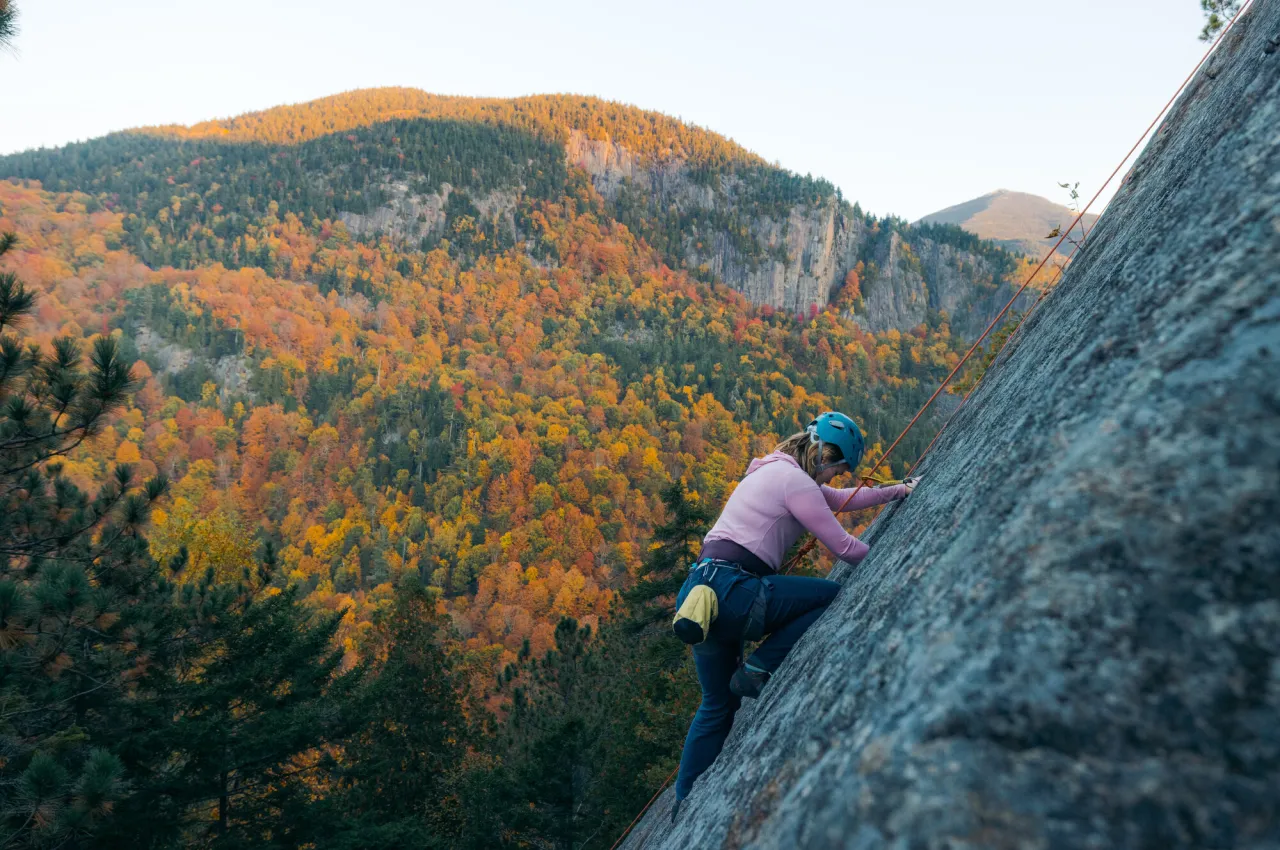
[624,3,1280,848]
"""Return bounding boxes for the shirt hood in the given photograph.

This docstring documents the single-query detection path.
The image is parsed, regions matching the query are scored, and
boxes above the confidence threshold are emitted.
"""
[744,451,802,476]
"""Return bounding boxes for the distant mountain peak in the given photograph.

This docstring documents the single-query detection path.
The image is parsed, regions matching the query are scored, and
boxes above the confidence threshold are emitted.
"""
[917,189,1099,258]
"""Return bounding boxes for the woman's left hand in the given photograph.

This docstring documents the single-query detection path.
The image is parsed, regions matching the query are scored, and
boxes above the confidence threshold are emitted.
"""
[902,476,921,494]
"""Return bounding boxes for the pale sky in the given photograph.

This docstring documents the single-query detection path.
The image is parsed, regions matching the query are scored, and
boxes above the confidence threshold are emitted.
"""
[1,0,1211,221]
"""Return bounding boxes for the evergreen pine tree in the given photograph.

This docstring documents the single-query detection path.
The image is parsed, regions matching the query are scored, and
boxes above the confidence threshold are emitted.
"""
[102,578,356,849]
[497,617,602,850]
[0,2,16,51]
[1200,0,1243,40]
[0,232,175,848]
[582,481,714,843]
[0,242,354,846]
[314,577,471,849]
[623,480,714,624]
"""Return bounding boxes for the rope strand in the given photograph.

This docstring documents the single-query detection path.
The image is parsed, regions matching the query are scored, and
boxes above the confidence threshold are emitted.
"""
[904,228,1088,480]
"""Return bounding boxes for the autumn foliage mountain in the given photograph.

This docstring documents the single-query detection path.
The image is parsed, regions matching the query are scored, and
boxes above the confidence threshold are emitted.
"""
[0,90,993,669]
[137,88,766,169]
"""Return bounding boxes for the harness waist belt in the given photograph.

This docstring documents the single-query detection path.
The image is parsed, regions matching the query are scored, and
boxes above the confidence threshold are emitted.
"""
[698,539,775,578]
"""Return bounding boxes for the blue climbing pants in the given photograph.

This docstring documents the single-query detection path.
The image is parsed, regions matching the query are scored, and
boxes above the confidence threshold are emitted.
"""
[673,566,840,800]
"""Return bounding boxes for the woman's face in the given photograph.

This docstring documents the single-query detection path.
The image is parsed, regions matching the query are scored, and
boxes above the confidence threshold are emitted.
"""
[815,463,850,487]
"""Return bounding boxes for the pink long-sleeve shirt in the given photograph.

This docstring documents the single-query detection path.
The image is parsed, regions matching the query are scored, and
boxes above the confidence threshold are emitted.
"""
[703,451,908,569]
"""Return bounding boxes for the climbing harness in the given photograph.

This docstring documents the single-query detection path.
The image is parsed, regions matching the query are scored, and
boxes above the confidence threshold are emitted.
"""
[671,558,768,645]
[606,4,1254,845]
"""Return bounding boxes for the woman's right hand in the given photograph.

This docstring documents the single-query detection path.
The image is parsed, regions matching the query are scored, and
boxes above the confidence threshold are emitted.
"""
[902,476,921,494]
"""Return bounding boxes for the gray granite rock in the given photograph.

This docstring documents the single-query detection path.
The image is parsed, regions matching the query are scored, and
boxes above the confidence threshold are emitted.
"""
[623,2,1280,847]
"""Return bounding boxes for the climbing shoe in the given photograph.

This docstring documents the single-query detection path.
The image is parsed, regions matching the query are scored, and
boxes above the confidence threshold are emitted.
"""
[729,664,771,699]
[670,798,681,823]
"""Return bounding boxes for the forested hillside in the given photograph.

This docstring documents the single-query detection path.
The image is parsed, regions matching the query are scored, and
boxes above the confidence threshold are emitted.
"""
[0,90,1017,847]
[4,88,1030,330]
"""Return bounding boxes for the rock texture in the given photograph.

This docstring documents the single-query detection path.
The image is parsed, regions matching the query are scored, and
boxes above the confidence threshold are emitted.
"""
[623,3,1280,848]
[566,131,1030,337]
[337,181,519,245]
[337,180,452,242]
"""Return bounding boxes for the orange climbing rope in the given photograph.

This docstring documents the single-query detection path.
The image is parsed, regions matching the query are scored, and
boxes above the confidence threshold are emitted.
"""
[606,765,681,850]
[603,4,1253,846]
[900,229,1089,483]
[778,234,1071,574]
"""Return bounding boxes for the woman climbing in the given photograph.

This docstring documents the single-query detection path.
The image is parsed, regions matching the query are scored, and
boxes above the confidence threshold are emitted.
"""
[669,412,918,811]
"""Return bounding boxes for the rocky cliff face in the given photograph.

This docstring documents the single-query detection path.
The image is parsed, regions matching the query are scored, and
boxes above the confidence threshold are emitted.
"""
[622,2,1280,847]
[856,229,1021,337]
[337,180,518,244]
[566,131,1028,337]
[334,123,1028,339]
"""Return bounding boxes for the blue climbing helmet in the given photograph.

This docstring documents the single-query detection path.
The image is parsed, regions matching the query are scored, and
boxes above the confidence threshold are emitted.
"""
[806,412,864,474]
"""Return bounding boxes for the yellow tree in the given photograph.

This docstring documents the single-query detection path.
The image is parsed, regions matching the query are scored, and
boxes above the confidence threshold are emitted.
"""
[151,499,258,585]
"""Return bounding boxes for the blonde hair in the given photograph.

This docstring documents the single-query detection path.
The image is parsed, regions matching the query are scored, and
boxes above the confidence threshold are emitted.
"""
[774,431,847,479]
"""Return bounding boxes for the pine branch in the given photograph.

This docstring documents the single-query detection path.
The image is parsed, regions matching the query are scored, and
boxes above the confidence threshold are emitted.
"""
[0,2,17,52]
